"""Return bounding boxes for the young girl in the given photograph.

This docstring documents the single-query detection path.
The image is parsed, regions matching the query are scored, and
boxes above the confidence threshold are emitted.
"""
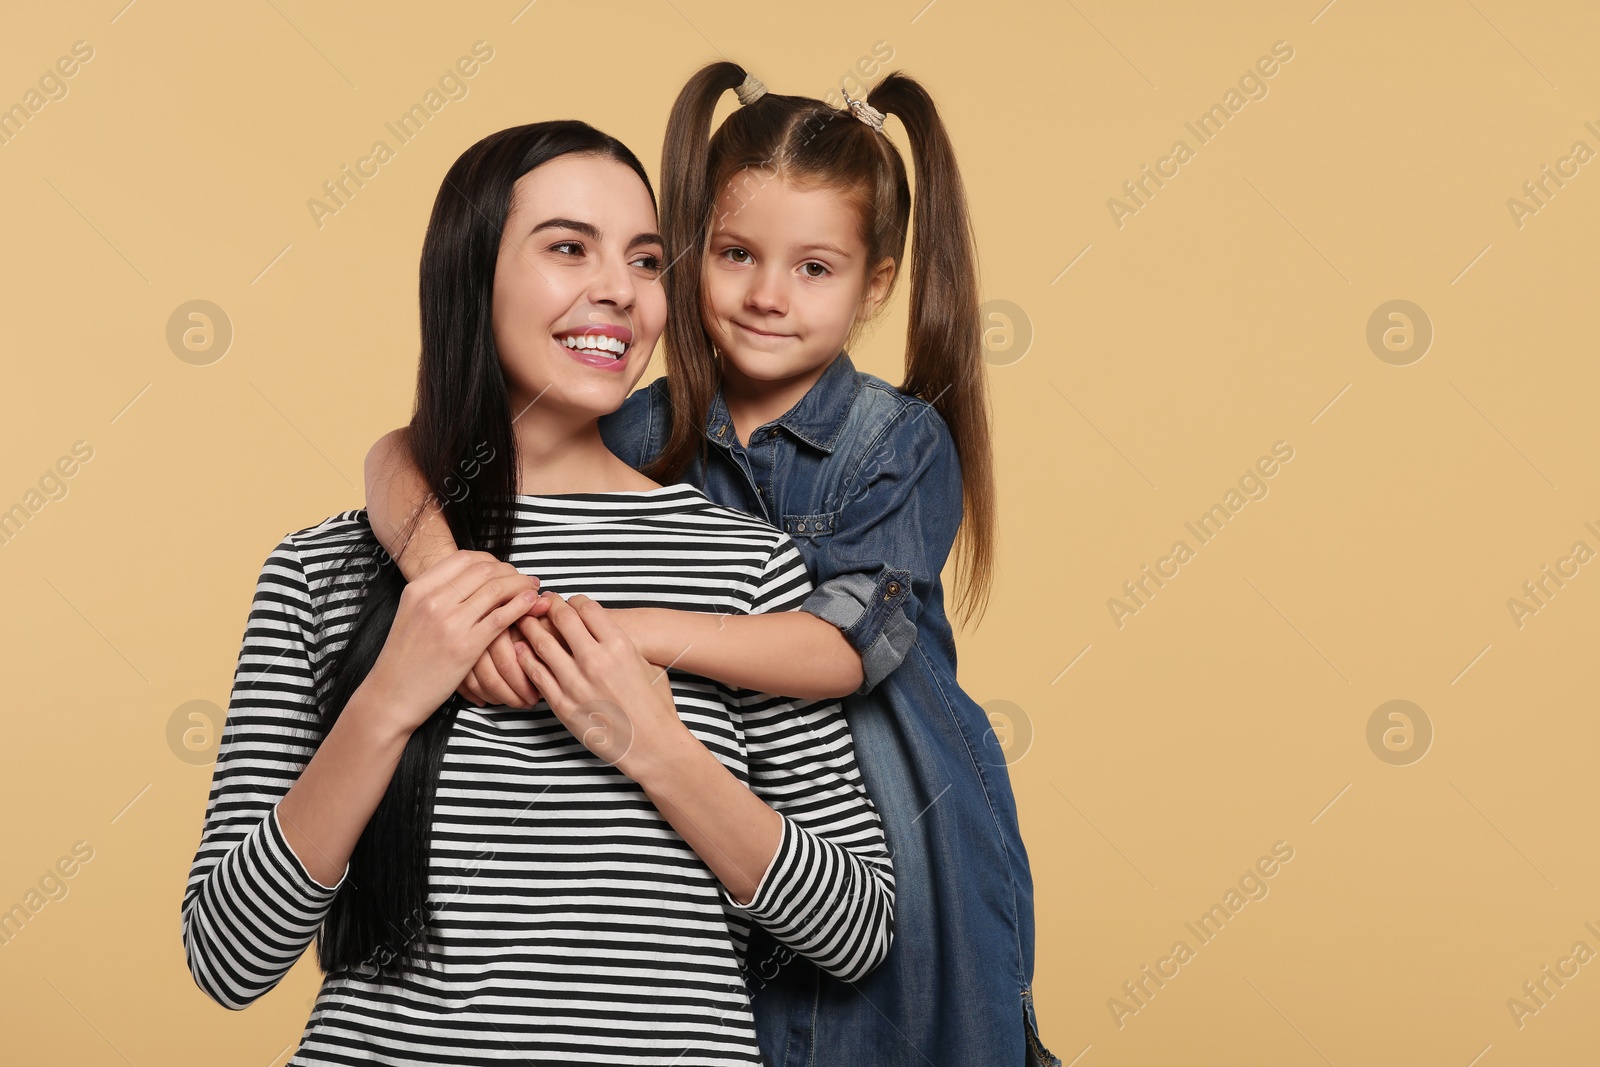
[364,66,1056,1066]
[183,120,893,1066]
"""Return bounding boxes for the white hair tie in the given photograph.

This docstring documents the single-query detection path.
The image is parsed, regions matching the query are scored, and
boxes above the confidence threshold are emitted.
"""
[841,90,886,133]
[735,73,767,105]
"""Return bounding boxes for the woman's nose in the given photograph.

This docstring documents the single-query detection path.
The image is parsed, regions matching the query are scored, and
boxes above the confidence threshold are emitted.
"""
[587,254,635,309]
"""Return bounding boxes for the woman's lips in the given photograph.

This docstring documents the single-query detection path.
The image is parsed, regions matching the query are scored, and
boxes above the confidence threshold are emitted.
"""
[551,324,634,372]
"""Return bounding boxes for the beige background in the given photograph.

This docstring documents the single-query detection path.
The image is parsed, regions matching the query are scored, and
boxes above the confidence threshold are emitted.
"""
[2,1,1597,1064]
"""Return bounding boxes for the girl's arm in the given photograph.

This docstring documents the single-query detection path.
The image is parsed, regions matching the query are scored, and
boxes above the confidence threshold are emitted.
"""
[371,425,862,702]
[364,427,537,708]
[619,608,863,702]
[363,426,463,580]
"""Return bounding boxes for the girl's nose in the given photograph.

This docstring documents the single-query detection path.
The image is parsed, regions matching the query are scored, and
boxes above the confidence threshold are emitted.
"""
[745,268,786,313]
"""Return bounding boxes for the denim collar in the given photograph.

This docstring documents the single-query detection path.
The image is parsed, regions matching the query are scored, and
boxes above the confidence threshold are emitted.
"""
[705,350,861,454]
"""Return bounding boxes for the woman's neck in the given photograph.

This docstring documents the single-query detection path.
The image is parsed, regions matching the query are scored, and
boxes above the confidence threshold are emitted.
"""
[511,414,658,495]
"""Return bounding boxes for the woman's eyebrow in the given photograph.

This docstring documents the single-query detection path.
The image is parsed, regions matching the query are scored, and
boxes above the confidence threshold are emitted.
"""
[530,218,663,249]
[530,217,598,239]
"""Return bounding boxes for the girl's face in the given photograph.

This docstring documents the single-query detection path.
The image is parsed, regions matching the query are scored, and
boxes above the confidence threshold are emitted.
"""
[492,153,666,424]
[702,173,894,392]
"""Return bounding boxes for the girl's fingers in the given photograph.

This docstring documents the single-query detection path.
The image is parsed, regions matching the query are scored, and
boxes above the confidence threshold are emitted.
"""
[474,651,523,708]
[510,640,542,705]
[486,632,536,706]
[541,593,597,659]
[515,642,562,710]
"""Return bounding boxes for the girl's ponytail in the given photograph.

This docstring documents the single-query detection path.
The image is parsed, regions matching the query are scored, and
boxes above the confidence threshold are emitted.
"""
[647,61,753,488]
[867,74,995,625]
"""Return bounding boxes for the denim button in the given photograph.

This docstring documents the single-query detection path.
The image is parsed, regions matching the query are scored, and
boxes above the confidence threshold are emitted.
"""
[886,580,901,597]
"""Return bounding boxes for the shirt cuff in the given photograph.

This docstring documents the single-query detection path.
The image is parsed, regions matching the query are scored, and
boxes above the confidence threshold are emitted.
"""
[719,815,797,919]
[800,570,916,693]
[269,801,351,896]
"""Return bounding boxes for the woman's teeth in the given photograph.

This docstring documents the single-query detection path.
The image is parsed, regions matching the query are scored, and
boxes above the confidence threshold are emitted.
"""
[561,334,627,359]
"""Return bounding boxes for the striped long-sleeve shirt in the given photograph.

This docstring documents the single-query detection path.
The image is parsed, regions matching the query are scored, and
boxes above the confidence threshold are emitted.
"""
[180,484,894,1065]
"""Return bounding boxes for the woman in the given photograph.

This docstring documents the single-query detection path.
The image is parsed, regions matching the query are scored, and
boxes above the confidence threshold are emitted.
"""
[179,121,893,1066]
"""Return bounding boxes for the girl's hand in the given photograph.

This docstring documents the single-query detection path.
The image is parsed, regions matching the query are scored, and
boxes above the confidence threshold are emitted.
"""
[511,593,698,780]
[456,628,541,709]
[362,550,542,736]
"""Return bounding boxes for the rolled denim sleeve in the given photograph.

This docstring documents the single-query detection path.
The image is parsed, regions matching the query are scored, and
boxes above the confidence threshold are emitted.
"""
[799,400,963,693]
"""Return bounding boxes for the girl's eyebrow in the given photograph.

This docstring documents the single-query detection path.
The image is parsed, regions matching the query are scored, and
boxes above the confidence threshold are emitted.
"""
[530,217,664,249]
[717,229,852,259]
[798,242,852,259]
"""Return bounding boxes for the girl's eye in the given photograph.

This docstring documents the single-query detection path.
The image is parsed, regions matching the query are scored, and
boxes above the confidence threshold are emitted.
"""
[801,261,831,279]
[722,247,752,265]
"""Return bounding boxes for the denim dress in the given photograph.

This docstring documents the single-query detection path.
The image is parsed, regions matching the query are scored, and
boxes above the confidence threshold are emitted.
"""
[599,351,1057,1067]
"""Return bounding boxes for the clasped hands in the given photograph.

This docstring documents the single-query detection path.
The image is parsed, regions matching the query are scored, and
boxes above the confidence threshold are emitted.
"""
[458,584,683,777]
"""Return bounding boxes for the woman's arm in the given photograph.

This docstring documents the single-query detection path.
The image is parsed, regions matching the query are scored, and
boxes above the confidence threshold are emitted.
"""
[182,541,538,1008]
[515,592,892,981]
[364,427,538,708]
[618,607,864,702]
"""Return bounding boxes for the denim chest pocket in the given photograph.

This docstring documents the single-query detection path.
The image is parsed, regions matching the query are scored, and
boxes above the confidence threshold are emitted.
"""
[779,509,840,540]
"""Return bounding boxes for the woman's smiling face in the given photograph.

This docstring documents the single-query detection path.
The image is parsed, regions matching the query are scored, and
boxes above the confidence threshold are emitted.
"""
[492,153,666,423]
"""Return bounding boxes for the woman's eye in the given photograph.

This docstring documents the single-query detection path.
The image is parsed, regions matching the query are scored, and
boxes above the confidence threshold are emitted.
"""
[551,241,583,256]
[632,254,663,273]
[801,261,830,279]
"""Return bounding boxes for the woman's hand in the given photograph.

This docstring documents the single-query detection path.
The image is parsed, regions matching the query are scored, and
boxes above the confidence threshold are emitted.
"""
[362,549,542,736]
[511,593,698,780]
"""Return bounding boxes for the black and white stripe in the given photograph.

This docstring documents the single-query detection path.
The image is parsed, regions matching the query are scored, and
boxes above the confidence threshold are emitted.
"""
[181,484,894,1065]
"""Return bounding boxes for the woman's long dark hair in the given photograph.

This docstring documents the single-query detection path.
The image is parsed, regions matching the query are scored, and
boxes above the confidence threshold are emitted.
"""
[648,62,995,624]
[310,121,656,981]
